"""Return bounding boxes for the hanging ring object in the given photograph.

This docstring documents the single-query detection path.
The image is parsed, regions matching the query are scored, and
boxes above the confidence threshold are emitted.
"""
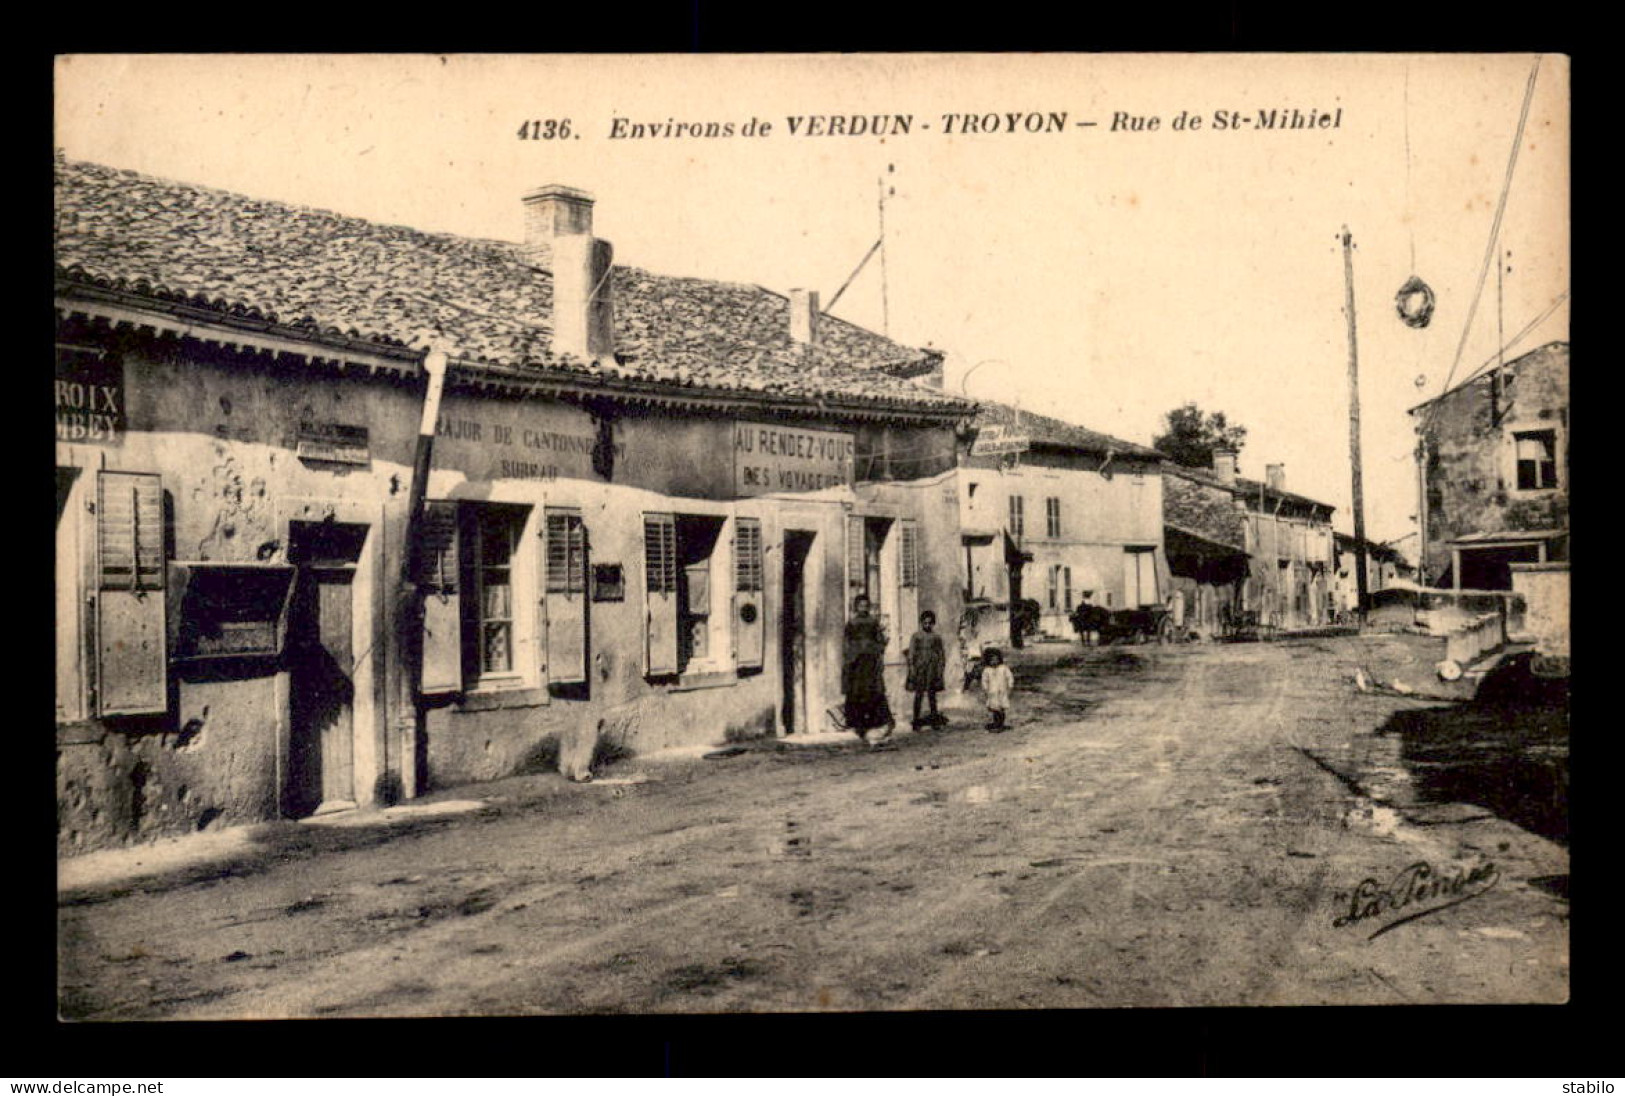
[1395,275,1436,329]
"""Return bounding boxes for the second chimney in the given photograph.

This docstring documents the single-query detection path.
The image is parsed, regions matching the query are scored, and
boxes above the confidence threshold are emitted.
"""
[789,288,821,346]
[1266,463,1286,494]
[524,185,614,362]
[1211,447,1238,486]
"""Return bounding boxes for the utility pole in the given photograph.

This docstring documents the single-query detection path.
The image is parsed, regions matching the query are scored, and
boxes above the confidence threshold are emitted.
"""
[1342,226,1370,621]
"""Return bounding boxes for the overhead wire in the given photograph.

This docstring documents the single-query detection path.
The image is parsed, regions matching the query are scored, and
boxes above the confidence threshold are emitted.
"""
[1425,55,1543,429]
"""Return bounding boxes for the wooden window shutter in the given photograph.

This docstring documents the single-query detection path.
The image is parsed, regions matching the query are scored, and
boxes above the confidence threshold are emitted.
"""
[899,520,919,588]
[732,517,764,670]
[95,471,167,716]
[897,519,919,646]
[644,513,678,675]
[418,500,462,694]
[544,510,587,685]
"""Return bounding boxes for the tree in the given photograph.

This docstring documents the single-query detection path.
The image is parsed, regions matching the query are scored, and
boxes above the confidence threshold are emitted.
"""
[1153,403,1249,469]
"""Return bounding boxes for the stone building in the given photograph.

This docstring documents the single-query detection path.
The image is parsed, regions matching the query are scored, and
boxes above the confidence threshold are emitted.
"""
[1163,469,1249,640]
[1409,342,1569,591]
[1162,450,1336,632]
[55,158,973,853]
[958,402,1167,646]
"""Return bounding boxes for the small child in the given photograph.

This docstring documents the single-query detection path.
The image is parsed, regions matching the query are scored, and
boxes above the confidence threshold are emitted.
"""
[905,610,947,729]
[980,647,1014,732]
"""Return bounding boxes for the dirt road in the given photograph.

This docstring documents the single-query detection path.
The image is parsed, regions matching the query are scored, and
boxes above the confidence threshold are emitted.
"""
[58,635,1568,1018]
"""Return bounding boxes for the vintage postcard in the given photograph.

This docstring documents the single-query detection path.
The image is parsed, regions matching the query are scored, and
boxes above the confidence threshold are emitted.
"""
[55,53,1569,1018]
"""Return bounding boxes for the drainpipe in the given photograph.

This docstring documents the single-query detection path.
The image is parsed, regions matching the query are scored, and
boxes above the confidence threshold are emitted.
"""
[396,342,450,801]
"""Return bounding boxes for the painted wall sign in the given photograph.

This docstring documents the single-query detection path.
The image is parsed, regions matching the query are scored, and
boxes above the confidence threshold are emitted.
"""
[56,345,125,444]
[430,396,619,484]
[734,422,855,496]
[972,424,1031,456]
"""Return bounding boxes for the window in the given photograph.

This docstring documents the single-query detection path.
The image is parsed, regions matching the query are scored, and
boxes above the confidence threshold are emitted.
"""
[417,501,541,695]
[1009,495,1025,542]
[645,512,724,676]
[470,507,524,681]
[1046,497,1061,539]
[95,471,168,716]
[1514,430,1558,491]
[847,514,893,613]
[1063,566,1073,611]
[172,564,295,659]
[1047,565,1060,610]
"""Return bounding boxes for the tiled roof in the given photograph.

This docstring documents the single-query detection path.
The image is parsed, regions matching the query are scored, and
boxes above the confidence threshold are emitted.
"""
[972,401,1163,460]
[54,158,971,415]
[1164,474,1246,550]
[1162,462,1334,515]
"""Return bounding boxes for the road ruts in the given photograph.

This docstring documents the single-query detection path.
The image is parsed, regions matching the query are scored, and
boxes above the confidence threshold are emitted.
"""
[59,638,1567,1017]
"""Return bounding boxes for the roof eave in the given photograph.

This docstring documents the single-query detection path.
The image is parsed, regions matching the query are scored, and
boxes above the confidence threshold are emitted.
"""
[57,282,975,424]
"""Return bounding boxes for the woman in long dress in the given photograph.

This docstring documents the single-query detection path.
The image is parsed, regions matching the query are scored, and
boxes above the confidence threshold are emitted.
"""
[842,595,895,742]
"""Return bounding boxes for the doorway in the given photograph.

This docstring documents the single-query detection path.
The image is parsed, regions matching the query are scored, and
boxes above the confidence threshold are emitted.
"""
[780,530,815,734]
[286,520,368,817]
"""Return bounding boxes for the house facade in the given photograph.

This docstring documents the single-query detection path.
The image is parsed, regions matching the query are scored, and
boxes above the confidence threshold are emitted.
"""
[1332,534,1413,607]
[1162,470,1249,640]
[56,158,972,854]
[1163,451,1336,632]
[1410,342,1569,592]
[958,403,1167,647]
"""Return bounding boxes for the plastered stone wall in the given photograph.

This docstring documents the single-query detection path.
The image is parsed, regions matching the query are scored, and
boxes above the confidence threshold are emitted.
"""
[1418,345,1569,581]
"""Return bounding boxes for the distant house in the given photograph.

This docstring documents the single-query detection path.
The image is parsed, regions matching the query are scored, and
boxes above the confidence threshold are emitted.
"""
[1409,342,1569,592]
[958,403,1166,647]
[1333,533,1413,608]
[1163,469,1248,639]
[1333,533,1418,629]
[1162,450,1336,632]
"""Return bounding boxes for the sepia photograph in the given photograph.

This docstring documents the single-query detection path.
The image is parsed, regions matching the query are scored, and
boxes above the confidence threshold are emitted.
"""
[54,52,1569,1020]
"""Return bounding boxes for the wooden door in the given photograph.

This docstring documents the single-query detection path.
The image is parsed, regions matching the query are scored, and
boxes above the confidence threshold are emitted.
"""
[288,566,356,815]
[781,531,812,734]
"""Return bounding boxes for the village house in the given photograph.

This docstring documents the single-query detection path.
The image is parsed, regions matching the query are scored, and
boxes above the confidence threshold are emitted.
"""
[1333,532,1415,609]
[55,157,974,854]
[1408,341,1569,655]
[957,402,1168,649]
[1161,450,1336,634]
[1410,342,1568,591]
[1162,466,1249,641]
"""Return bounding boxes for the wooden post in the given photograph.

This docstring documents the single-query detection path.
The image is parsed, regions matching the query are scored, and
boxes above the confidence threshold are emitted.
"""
[1341,227,1370,620]
[396,343,449,800]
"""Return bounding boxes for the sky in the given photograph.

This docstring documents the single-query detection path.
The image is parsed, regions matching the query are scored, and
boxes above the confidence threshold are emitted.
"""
[54,54,1570,549]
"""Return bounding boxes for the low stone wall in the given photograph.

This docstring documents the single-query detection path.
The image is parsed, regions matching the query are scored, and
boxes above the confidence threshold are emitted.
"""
[1511,563,1570,657]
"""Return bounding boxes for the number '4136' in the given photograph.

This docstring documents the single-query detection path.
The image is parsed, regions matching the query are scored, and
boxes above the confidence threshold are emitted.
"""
[518,119,572,140]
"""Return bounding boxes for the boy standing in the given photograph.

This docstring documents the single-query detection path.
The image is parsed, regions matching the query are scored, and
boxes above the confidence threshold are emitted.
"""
[980,647,1014,732]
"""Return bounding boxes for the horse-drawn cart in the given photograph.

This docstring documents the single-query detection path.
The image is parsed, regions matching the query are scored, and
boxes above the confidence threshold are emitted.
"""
[1070,604,1176,645]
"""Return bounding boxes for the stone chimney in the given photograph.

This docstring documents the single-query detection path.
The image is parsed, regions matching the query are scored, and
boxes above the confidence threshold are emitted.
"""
[1211,447,1238,486]
[789,288,821,346]
[1266,463,1286,494]
[523,185,614,362]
